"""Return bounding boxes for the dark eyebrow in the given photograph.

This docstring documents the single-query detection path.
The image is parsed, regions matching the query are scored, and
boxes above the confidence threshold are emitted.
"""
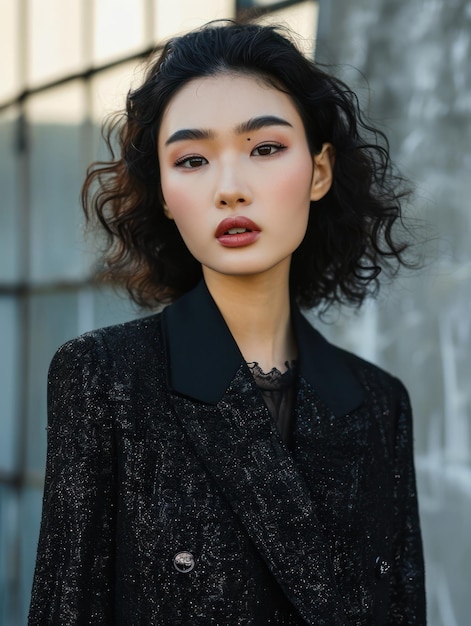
[164,115,293,147]
[235,115,293,134]
[165,128,215,146]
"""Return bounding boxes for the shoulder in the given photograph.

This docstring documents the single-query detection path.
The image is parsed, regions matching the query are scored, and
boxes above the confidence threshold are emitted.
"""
[333,343,410,409]
[329,345,414,452]
[343,347,405,387]
[47,312,166,426]
[48,312,167,403]
[50,311,164,369]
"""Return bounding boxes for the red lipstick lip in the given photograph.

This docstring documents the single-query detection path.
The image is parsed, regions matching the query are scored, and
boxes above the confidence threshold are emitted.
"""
[215,216,261,239]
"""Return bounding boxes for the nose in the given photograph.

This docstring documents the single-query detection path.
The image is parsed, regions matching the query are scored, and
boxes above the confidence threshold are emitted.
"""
[214,163,252,209]
[215,193,249,209]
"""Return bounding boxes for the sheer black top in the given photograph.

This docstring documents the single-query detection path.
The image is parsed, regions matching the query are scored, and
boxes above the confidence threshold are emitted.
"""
[247,361,297,449]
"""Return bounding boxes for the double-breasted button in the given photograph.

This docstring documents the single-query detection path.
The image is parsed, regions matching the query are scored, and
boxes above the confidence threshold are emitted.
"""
[375,556,391,579]
[173,551,195,573]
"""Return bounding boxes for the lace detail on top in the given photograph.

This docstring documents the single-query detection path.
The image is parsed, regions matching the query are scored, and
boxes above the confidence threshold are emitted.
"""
[247,361,297,449]
[246,361,297,390]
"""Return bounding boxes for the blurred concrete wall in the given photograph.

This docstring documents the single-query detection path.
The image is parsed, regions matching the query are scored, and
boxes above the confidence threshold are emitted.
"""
[314,1,471,624]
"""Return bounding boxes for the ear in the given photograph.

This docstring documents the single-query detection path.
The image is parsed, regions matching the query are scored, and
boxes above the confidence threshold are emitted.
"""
[310,142,335,202]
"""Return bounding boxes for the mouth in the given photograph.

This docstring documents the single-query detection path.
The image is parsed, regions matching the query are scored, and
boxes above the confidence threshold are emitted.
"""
[225,227,252,235]
[215,217,261,248]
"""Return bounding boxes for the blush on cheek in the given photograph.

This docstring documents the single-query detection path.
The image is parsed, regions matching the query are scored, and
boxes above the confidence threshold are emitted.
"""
[276,164,313,210]
[161,187,192,222]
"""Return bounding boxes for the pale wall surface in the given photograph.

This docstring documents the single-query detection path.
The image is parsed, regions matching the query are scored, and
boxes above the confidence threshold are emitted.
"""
[314,1,471,624]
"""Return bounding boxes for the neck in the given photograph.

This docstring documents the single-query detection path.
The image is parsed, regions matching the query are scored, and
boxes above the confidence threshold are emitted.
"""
[202,266,297,372]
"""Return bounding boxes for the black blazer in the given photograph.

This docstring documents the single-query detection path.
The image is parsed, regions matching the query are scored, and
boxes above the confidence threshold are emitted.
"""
[29,281,426,625]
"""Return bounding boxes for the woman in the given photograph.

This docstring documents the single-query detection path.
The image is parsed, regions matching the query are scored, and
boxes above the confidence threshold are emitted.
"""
[29,21,426,625]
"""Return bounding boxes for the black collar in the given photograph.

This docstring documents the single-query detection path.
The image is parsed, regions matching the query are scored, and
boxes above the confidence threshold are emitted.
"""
[162,280,364,416]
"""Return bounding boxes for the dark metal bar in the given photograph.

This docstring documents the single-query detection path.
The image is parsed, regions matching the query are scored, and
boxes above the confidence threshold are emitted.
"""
[0,45,161,114]
[236,0,307,21]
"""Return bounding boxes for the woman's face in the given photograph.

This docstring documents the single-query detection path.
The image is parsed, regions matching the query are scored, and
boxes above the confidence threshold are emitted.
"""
[158,72,333,284]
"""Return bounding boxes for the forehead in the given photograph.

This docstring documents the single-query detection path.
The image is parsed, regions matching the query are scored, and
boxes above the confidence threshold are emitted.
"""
[158,73,303,138]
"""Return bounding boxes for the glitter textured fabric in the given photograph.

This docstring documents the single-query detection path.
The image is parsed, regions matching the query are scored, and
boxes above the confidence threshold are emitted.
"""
[29,281,426,625]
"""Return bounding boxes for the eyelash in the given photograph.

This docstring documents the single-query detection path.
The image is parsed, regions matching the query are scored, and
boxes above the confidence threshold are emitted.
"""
[174,155,207,168]
[251,142,287,157]
[174,142,287,168]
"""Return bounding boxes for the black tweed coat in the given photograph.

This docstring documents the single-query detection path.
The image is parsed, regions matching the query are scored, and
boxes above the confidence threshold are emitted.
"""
[29,281,426,625]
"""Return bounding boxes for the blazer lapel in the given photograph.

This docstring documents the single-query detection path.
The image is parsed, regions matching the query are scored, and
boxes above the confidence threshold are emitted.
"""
[162,281,364,624]
[162,280,363,415]
[169,369,349,625]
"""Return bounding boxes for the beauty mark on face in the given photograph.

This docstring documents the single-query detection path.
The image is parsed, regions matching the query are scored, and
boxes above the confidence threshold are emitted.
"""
[164,115,293,147]
[157,74,332,282]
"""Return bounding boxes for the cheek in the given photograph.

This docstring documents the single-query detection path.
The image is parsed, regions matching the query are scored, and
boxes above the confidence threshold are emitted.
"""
[289,159,314,201]
[274,160,313,244]
[272,160,313,218]
[160,174,210,264]
[161,175,198,231]
[160,171,182,207]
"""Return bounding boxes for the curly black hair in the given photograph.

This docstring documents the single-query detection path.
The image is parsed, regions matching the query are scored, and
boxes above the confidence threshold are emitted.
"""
[82,20,414,310]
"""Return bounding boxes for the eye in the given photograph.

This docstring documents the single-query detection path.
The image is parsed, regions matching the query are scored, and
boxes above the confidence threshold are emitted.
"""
[251,143,287,157]
[174,155,208,169]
